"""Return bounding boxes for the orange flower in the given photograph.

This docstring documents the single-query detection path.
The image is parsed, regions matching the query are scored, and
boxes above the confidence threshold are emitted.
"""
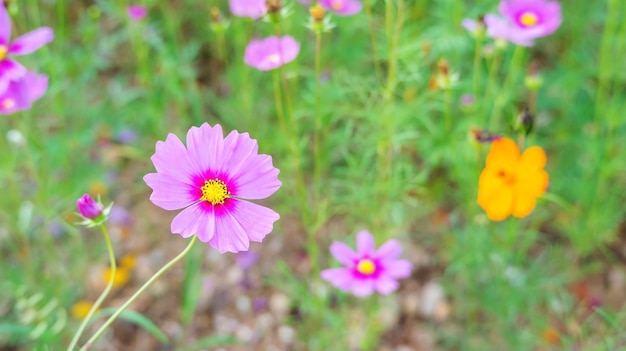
[478,138,549,221]
[71,300,97,320]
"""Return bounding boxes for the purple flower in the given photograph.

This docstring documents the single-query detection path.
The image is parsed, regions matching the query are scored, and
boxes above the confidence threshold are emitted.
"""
[0,72,47,114]
[244,36,300,71]
[229,0,267,19]
[319,0,362,16]
[77,194,104,220]
[0,4,53,94]
[126,5,148,21]
[144,123,282,253]
[237,250,259,271]
[486,0,562,46]
[461,94,474,106]
[321,230,412,297]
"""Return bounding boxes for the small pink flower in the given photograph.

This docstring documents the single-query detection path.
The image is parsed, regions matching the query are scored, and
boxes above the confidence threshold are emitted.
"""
[77,194,104,220]
[244,36,299,71]
[0,71,47,114]
[144,123,282,253]
[319,0,362,16]
[0,4,54,94]
[321,230,412,297]
[229,0,267,19]
[486,0,562,46]
[126,5,148,21]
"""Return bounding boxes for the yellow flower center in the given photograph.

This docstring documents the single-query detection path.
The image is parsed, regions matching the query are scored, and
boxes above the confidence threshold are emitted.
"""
[331,0,343,11]
[497,169,516,185]
[519,12,538,27]
[1,98,15,110]
[201,179,230,205]
[267,54,281,63]
[356,259,376,275]
[0,45,6,61]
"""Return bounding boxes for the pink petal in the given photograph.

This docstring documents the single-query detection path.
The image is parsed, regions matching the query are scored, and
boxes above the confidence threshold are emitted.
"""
[0,4,10,45]
[144,173,198,210]
[220,199,279,242]
[329,242,358,266]
[186,123,224,176]
[351,278,375,297]
[171,202,210,239]
[151,133,198,180]
[375,239,402,260]
[26,73,47,101]
[220,130,258,176]
[9,27,53,55]
[462,18,477,33]
[231,154,281,199]
[0,59,27,91]
[375,276,399,295]
[356,230,376,256]
[209,203,252,253]
[320,267,354,290]
[383,260,413,279]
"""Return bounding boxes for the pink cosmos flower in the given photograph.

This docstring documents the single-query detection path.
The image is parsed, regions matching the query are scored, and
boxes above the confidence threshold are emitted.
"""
[143,123,281,253]
[77,194,104,220]
[244,36,300,71]
[126,5,148,21]
[486,0,562,46]
[229,0,266,19]
[319,0,362,16]
[0,72,47,114]
[0,4,53,94]
[321,230,412,297]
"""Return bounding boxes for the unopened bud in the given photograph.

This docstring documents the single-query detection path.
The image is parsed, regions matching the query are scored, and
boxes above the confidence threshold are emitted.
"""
[437,59,449,76]
[266,0,283,14]
[210,7,222,22]
[309,4,325,22]
[515,108,534,135]
[77,194,104,220]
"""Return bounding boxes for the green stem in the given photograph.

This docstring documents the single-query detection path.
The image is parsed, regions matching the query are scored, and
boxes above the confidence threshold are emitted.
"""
[472,36,483,99]
[68,224,116,351]
[484,48,502,126]
[364,0,382,83]
[80,236,197,350]
[489,45,525,130]
[313,31,323,205]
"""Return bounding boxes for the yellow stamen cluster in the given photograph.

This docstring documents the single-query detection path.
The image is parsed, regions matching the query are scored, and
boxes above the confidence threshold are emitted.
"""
[356,259,376,275]
[0,45,6,61]
[201,179,230,205]
[520,12,538,27]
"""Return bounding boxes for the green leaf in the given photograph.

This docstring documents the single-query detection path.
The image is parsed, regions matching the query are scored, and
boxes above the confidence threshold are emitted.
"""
[92,308,170,344]
[186,334,237,350]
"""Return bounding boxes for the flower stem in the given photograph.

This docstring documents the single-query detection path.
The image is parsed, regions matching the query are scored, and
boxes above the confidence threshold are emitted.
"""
[489,45,525,130]
[79,236,197,350]
[472,37,483,99]
[68,224,116,351]
[364,0,382,83]
[313,31,323,205]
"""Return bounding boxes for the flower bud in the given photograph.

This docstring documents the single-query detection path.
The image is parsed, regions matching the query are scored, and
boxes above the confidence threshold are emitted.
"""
[309,4,325,22]
[76,194,104,220]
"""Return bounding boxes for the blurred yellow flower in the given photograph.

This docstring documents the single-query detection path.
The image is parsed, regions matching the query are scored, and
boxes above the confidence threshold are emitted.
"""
[120,254,137,269]
[478,137,549,221]
[103,266,130,288]
[71,300,97,320]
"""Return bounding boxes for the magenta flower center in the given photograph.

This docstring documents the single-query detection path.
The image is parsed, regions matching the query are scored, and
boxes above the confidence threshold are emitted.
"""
[356,259,376,275]
[201,179,230,205]
[519,11,539,27]
[0,45,7,61]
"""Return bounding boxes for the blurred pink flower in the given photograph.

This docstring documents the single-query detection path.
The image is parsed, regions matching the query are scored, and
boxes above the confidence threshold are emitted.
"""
[0,72,47,114]
[77,194,104,220]
[244,36,299,71]
[229,0,267,19]
[486,0,561,46]
[144,123,282,253]
[126,5,148,21]
[321,230,412,297]
[319,0,362,16]
[0,4,53,94]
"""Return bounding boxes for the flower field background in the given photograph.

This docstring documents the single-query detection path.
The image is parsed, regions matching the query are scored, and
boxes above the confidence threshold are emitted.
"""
[1,0,626,350]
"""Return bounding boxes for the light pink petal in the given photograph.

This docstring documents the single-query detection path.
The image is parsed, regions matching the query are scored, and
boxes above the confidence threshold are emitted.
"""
[375,239,402,260]
[186,123,224,175]
[231,155,281,199]
[356,230,376,256]
[484,14,510,40]
[9,27,53,55]
[462,18,477,33]
[278,36,300,65]
[26,73,47,101]
[144,173,198,210]
[0,77,31,114]
[320,268,354,291]
[194,203,216,242]
[0,4,11,45]
[329,242,358,266]
[375,276,399,295]
[208,203,252,253]
[220,130,258,177]
[351,278,375,297]
[171,202,209,239]
[0,59,27,86]
[221,199,279,243]
[383,260,413,279]
[151,133,197,180]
